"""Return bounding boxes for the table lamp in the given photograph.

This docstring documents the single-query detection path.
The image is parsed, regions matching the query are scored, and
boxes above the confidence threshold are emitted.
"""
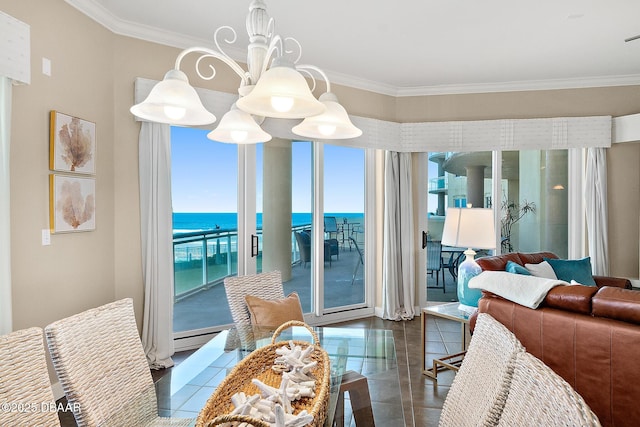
[441,206,495,309]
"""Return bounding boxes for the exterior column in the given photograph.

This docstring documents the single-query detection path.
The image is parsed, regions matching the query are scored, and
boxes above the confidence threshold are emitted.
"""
[465,165,486,208]
[545,150,568,258]
[262,138,293,281]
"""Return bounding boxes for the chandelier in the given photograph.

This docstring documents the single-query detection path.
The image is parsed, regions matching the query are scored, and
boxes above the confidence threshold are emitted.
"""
[130,0,362,144]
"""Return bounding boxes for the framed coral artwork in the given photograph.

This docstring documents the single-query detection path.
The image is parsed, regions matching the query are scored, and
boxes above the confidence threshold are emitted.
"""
[49,110,96,174]
[49,174,96,233]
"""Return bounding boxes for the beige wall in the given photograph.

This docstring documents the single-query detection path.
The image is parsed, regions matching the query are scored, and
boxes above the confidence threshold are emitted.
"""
[3,0,639,339]
[5,0,116,330]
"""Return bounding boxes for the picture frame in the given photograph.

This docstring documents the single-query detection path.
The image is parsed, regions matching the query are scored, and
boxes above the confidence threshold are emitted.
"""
[49,174,96,233]
[49,110,96,174]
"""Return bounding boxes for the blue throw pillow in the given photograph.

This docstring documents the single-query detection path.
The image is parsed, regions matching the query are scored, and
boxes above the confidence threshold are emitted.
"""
[505,260,531,276]
[544,257,597,286]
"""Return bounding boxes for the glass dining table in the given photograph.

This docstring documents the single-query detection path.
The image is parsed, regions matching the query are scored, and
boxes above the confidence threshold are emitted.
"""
[147,325,404,426]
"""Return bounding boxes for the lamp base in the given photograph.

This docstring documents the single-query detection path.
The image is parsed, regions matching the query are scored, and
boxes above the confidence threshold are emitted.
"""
[457,250,483,307]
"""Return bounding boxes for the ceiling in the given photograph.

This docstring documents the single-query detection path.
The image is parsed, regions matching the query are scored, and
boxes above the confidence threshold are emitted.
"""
[65,0,640,96]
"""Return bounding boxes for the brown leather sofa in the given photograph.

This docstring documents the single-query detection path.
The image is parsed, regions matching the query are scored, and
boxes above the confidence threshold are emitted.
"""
[470,252,636,427]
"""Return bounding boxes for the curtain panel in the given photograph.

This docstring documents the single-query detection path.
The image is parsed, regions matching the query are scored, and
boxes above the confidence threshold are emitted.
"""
[0,77,12,334]
[585,148,609,275]
[382,151,415,320]
[138,121,175,369]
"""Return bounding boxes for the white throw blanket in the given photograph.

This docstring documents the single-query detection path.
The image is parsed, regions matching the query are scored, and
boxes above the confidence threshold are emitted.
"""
[469,271,571,309]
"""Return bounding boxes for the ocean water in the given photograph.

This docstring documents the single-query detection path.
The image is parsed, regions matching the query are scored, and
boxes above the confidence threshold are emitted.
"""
[173,212,364,232]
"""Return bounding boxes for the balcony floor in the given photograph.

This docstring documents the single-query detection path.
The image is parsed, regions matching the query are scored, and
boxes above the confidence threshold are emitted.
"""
[174,246,459,333]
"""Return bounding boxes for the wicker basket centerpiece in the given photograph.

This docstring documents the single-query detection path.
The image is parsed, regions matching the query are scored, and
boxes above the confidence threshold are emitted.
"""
[196,320,330,427]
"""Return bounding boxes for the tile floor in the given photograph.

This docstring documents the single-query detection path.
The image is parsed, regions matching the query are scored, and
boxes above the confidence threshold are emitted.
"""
[57,313,462,427]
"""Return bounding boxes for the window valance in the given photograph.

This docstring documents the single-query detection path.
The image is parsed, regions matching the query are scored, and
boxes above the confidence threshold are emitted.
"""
[133,78,612,151]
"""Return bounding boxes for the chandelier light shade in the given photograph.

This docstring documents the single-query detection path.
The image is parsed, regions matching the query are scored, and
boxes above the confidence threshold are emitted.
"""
[130,70,216,126]
[130,0,361,143]
[441,206,496,309]
[292,92,362,139]
[207,105,272,144]
[235,59,325,119]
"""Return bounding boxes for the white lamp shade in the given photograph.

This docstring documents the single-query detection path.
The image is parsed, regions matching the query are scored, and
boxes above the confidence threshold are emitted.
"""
[292,92,363,139]
[207,107,272,144]
[130,69,216,126]
[441,207,496,249]
[236,60,325,119]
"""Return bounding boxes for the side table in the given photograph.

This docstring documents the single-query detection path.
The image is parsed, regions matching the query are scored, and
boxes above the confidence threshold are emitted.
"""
[421,303,473,380]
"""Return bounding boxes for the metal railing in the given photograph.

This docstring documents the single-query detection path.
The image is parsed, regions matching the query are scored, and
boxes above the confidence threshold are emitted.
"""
[173,223,311,302]
[429,176,447,192]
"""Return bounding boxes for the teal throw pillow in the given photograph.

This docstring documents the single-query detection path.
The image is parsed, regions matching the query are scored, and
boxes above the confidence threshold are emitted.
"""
[544,257,597,286]
[505,260,531,276]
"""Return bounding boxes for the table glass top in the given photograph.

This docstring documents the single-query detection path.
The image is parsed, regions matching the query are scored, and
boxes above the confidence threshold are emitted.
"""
[423,302,473,322]
[151,325,403,426]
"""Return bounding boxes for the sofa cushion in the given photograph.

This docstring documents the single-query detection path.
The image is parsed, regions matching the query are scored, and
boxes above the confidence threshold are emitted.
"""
[518,252,558,265]
[525,261,557,279]
[545,257,597,287]
[244,292,304,327]
[505,260,531,276]
[592,287,640,325]
[544,285,598,314]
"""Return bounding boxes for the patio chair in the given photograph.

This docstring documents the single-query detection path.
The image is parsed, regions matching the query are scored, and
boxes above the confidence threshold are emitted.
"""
[323,217,340,262]
[439,313,524,427]
[426,239,445,292]
[0,327,61,427]
[294,231,311,267]
[44,299,192,427]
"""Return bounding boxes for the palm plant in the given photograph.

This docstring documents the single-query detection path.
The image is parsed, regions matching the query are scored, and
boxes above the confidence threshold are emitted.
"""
[501,199,536,253]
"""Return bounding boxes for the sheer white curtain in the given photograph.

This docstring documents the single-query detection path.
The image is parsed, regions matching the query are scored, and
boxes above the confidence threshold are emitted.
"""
[382,151,415,320]
[585,147,609,275]
[0,77,12,335]
[139,121,175,368]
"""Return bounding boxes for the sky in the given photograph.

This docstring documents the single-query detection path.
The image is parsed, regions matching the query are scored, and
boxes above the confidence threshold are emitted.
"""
[171,126,366,213]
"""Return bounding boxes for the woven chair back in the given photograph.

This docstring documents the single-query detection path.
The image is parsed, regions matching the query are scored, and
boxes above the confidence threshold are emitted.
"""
[498,351,601,426]
[224,270,284,325]
[0,327,61,427]
[45,299,156,426]
[439,313,524,427]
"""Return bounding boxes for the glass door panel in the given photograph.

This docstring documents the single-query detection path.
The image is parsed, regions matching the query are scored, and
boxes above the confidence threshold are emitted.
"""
[171,127,238,333]
[501,150,568,257]
[323,144,365,311]
[425,151,493,304]
[259,140,314,314]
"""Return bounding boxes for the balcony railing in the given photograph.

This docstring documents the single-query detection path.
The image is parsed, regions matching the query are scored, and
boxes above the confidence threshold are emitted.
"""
[429,176,447,192]
[173,223,311,302]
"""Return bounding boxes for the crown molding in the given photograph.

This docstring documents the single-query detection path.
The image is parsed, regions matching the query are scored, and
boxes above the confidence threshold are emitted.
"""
[66,0,640,97]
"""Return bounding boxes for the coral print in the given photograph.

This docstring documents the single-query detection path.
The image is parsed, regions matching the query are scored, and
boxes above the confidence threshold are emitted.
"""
[58,117,93,172]
[50,175,96,233]
[50,111,96,174]
[58,179,95,229]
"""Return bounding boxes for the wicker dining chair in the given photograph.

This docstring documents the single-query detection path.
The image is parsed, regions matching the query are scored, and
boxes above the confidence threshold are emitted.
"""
[224,270,284,325]
[0,327,61,427]
[44,298,192,427]
[497,351,601,426]
[439,313,524,427]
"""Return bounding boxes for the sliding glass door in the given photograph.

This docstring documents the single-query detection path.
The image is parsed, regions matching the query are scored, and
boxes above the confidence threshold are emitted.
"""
[171,131,372,345]
[421,149,569,305]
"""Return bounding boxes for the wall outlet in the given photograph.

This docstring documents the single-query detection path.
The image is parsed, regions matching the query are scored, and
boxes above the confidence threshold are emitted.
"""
[42,229,51,246]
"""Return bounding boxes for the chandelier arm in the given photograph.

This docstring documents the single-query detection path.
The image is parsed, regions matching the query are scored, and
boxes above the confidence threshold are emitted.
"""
[295,68,318,93]
[296,64,331,93]
[175,46,249,86]
[283,37,303,64]
[260,34,283,76]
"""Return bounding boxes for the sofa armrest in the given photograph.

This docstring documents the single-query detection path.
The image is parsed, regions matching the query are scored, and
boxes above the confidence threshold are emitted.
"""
[593,275,632,289]
[592,286,640,324]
